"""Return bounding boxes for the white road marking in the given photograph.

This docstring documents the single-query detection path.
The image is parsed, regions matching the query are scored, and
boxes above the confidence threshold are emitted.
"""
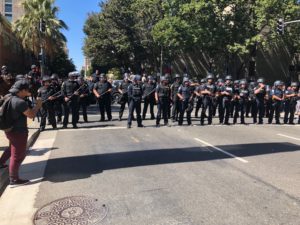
[131,136,140,143]
[0,131,58,225]
[194,138,249,163]
[277,134,300,142]
[59,126,127,132]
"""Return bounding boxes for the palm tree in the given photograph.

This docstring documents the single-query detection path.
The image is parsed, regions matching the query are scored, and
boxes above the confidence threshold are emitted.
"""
[14,0,68,60]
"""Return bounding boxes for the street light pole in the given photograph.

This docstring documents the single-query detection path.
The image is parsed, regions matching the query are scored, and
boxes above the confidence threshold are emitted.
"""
[160,45,163,76]
[39,19,46,77]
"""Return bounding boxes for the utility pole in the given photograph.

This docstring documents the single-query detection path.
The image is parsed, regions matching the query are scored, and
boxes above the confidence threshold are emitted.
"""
[160,45,163,76]
[39,19,46,76]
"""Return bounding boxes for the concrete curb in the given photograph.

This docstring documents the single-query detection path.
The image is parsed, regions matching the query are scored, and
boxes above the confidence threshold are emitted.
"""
[0,129,40,196]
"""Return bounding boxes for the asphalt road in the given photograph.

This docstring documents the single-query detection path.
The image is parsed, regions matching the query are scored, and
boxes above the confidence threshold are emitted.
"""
[17,104,300,224]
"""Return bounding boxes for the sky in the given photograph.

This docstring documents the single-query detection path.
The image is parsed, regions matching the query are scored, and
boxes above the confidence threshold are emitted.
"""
[55,0,100,71]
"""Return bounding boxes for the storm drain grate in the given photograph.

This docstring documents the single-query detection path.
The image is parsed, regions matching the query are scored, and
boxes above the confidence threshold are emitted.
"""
[33,196,108,225]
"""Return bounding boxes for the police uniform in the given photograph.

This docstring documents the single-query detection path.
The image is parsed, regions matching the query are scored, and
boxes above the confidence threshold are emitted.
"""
[62,75,80,128]
[119,80,131,120]
[232,82,240,121]
[178,81,194,125]
[283,84,298,124]
[94,79,112,121]
[142,80,156,120]
[268,82,283,124]
[216,81,224,123]
[220,82,233,124]
[37,79,56,130]
[200,82,216,125]
[77,79,90,123]
[156,79,171,126]
[171,77,181,121]
[51,76,63,123]
[254,80,266,124]
[237,84,249,124]
[127,77,143,128]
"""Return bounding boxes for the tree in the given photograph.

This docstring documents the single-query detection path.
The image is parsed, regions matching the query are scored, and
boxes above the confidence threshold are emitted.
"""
[48,47,76,78]
[14,0,68,60]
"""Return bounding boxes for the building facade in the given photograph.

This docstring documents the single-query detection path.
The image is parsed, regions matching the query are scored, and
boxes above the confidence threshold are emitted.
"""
[0,0,24,23]
[0,14,31,73]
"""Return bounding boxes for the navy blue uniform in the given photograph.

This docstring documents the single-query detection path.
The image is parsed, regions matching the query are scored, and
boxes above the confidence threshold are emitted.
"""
[156,84,171,125]
[268,88,283,124]
[178,85,194,125]
[236,88,249,124]
[127,83,143,127]
[200,83,216,125]
[171,81,181,121]
[119,81,131,120]
[77,82,90,122]
[37,85,56,130]
[62,80,80,128]
[142,83,156,119]
[284,89,298,124]
[220,85,233,124]
[254,86,266,124]
[94,81,112,121]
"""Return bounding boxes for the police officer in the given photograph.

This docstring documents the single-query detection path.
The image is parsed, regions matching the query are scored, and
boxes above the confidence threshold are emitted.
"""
[200,74,216,125]
[220,75,233,125]
[118,74,131,121]
[231,80,240,119]
[194,78,206,118]
[215,78,224,123]
[37,76,57,131]
[127,75,144,128]
[246,81,256,118]
[142,76,156,120]
[50,74,63,124]
[77,76,90,123]
[268,80,284,124]
[178,77,194,126]
[237,80,249,124]
[27,65,41,99]
[155,76,171,127]
[170,74,181,122]
[284,82,299,124]
[254,78,266,124]
[93,74,112,121]
[62,72,80,128]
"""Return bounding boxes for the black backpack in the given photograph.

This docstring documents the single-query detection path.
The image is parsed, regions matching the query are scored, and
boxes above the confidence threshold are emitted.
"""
[0,95,13,132]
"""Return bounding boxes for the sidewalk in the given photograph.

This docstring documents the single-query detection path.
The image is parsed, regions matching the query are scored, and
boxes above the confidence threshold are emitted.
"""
[0,119,40,195]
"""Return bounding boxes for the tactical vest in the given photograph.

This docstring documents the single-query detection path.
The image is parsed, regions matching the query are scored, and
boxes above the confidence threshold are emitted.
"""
[255,86,266,100]
[144,83,156,95]
[120,81,130,92]
[180,86,193,100]
[239,89,249,99]
[171,82,181,97]
[64,80,79,97]
[158,84,170,98]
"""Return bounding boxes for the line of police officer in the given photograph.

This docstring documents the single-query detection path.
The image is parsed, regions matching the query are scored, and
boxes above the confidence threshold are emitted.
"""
[32,71,300,130]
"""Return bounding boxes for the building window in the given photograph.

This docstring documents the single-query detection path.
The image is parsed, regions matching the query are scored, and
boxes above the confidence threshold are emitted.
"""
[5,0,12,3]
[5,4,13,13]
[5,14,12,22]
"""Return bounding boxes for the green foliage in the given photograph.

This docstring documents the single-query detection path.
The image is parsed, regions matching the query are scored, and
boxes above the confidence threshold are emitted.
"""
[107,67,122,80]
[48,47,76,78]
[14,0,68,60]
[83,0,300,73]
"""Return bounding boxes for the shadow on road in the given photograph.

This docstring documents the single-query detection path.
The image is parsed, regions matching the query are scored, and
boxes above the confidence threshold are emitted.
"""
[22,142,299,183]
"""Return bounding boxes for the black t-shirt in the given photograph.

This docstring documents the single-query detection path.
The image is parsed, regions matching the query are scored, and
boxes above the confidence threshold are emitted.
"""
[10,96,29,133]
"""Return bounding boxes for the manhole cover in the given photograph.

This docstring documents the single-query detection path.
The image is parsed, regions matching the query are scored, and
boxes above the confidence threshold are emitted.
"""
[34,196,108,225]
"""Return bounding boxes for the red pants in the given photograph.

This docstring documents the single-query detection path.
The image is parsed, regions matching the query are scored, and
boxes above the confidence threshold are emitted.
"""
[0,131,28,180]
